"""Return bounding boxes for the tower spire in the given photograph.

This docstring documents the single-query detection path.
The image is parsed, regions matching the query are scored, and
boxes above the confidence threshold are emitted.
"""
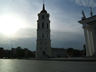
[43,0,45,10]
[41,0,47,13]
[43,3,45,10]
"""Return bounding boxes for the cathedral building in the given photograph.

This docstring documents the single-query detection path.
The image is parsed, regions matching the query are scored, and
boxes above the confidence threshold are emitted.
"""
[36,4,52,58]
[79,9,96,56]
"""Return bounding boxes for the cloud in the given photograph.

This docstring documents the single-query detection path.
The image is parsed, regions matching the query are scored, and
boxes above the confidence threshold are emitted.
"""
[51,30,85,49]
[0,37,36,51]
[14,28,36,39]
[73,0,96,7]
[0,0,85,50]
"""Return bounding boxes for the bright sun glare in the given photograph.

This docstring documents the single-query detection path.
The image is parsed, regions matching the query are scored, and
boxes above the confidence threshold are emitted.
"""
[0,14,25,36]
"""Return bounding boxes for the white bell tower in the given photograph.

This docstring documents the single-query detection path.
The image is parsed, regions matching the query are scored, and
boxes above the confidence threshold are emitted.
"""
[36,4,51,58]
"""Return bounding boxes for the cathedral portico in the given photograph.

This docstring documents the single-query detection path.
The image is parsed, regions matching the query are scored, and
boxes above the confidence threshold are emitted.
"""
[79,10,96,56]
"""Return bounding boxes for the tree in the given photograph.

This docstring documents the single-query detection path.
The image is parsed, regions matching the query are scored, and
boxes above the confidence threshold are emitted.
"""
[67,48,74,57]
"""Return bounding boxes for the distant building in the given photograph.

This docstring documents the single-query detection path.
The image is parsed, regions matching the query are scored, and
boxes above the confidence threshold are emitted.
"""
[11,48,17,57]
[52,48,67,58]
[79,9,96,56]
[36,4,52,58]
[0,47,4,58]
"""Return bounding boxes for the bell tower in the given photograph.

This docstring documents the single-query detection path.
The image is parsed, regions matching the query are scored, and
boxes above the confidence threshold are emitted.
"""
[36,4,51,58]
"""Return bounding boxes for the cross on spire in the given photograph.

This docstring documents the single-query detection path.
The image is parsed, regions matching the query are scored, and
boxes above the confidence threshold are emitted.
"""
[43,0,45,4]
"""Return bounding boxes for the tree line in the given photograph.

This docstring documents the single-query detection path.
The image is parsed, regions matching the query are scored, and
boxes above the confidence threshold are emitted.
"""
[0,47,35,59]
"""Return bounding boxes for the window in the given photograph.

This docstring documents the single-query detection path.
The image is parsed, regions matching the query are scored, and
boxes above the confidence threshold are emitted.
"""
[42,22,44,29]
[47,23,48,29]
[42,15,44,19]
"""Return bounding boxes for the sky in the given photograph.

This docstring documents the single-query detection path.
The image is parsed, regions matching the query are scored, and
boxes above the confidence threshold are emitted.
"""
[0,0,96,51]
